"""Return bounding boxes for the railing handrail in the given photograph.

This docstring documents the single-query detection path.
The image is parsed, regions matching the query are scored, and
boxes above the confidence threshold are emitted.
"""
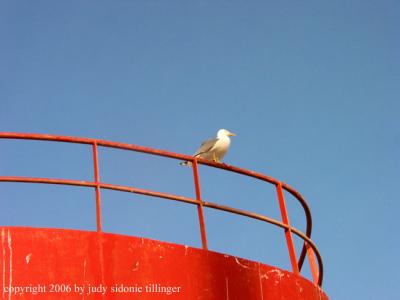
[0,132,324,286]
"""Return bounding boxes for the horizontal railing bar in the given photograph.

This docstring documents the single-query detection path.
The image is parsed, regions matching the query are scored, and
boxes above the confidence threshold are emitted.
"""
[0,132,195,161]
[0,176,96,187]
[100,183,199,205]
[0,132,96,145]
[203,201,289,229]
[0,176,199,205]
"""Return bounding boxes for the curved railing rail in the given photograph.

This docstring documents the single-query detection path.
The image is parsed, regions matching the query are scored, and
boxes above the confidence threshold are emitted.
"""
[0,132,323,286]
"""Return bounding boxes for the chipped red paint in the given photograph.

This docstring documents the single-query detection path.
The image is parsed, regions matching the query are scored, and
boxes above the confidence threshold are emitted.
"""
[0,227,328,300]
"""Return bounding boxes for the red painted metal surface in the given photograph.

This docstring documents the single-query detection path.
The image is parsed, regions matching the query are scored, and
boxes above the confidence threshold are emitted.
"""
[0,227,328,300]
[0,132,326,289]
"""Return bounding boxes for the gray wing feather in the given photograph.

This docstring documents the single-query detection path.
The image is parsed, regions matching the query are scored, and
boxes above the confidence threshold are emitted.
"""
[194,138,219,156]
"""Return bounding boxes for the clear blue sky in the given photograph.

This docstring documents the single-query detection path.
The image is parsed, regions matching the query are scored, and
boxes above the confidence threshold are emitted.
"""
[1,1,399,299]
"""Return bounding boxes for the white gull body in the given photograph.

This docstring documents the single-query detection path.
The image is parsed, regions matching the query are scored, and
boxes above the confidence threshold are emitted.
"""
[180,129,236,165]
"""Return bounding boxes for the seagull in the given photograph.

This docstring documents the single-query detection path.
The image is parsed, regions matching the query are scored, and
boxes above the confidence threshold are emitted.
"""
[180,129,236,166]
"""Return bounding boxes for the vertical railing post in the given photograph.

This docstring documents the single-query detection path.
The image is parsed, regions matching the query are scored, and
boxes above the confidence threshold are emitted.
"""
[192,159,208,250]
[306,243,319,284]
[92,142,102,232]
[276,182,299,274]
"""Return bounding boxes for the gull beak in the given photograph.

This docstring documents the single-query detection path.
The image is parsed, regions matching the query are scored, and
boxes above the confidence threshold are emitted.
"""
[228,132,236,137]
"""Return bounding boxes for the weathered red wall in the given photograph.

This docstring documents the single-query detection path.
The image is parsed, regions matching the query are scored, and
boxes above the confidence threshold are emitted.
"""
[0,227,328,300]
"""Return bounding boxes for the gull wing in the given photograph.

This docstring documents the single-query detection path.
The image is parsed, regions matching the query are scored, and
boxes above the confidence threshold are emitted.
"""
[194,138,219,157]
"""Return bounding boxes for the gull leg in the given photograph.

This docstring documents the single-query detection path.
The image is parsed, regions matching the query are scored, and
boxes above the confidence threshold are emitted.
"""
[213,153,220,163]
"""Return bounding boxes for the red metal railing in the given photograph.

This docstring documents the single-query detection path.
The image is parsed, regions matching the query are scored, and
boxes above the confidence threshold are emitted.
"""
[0,132,324,286]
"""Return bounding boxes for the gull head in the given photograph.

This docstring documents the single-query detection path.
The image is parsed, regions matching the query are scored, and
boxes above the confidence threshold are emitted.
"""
[217,129,236,138]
